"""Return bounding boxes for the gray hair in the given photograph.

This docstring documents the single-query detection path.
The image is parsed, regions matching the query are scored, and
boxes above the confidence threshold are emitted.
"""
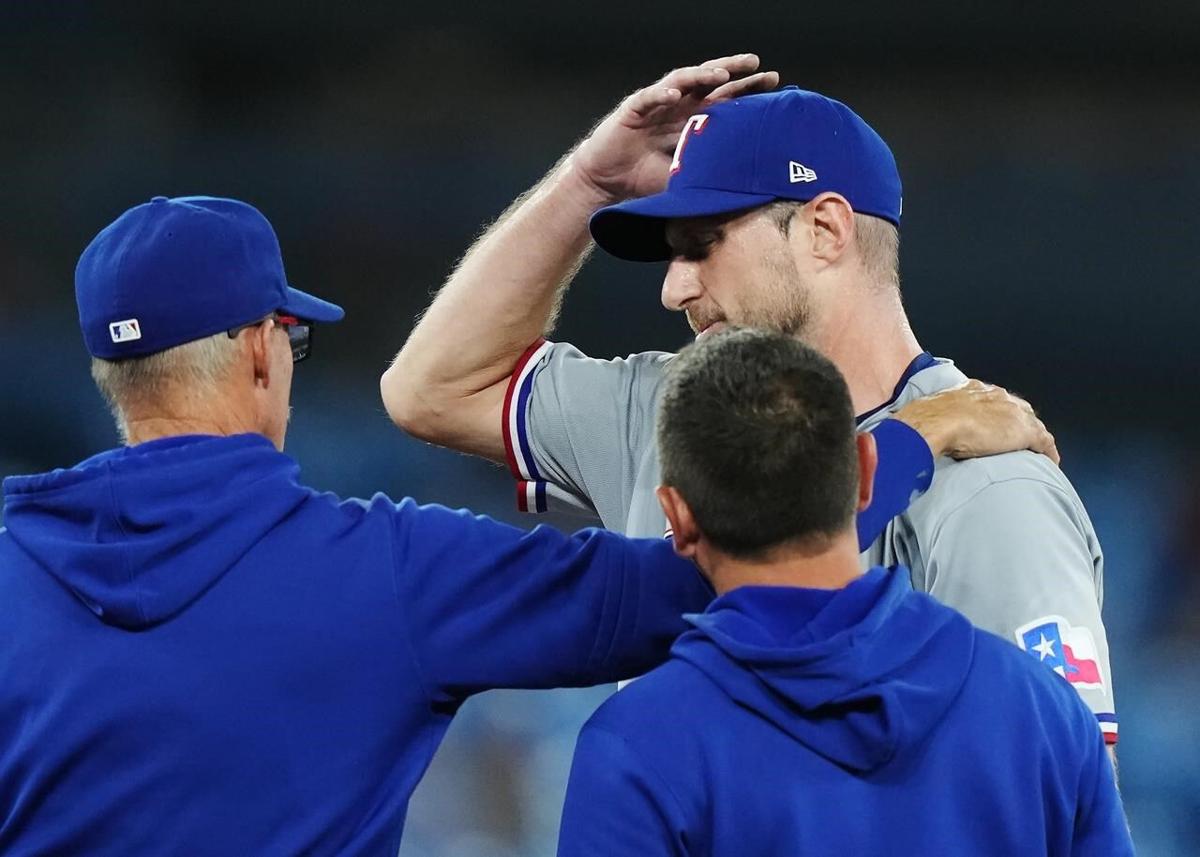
[764,200,900,290]
[91,332,240,440]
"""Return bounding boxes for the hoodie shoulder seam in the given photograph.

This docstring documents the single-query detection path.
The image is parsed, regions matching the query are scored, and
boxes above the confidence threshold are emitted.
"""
[386,502,437,708]
[103,460,148,626]
[585,719,694,829]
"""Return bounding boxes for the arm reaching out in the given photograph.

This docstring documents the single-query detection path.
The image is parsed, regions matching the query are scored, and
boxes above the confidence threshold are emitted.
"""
[389,500,714,698]
[381,54,1058,479]
[381,55,779,461]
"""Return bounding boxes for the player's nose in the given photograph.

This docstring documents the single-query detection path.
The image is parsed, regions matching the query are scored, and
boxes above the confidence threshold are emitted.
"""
[661,260,703,311]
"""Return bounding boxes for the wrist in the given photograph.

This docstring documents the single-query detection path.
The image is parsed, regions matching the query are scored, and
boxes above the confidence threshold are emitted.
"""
[561,150,624,211]
[892,413,950,458]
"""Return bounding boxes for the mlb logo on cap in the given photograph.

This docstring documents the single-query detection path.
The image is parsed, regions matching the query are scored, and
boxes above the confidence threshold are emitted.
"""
[108,318,142,344]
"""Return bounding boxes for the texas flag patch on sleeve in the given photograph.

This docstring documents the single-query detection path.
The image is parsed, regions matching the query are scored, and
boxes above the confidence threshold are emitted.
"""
[1015,616,1104,691]
[1015,616,1117,743]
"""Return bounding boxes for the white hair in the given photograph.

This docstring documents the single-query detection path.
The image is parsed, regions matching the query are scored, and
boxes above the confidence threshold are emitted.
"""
[91,332,241,441]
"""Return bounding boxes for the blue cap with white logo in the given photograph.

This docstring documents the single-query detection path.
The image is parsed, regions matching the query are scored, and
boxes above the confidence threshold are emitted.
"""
[76,195,344,359]
[589,87,902,262]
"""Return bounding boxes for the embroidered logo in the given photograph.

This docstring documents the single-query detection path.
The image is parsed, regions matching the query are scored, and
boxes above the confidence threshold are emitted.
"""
[1015,616,1105,692]
[669,114,710,175]
[108,318,142,343]
[788,161,817,183]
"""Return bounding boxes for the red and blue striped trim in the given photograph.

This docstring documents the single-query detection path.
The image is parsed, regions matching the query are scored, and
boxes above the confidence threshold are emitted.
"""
[1095,712,1118,745]
[502,339,553,513]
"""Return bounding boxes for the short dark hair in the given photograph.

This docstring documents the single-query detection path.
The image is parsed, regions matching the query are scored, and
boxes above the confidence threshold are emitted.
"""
[657,328,859,558]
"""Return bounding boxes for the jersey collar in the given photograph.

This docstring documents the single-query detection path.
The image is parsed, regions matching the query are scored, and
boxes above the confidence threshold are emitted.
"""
[856,351,938,426]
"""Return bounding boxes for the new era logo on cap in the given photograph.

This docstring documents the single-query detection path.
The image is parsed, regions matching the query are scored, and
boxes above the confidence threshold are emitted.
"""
[109,318,142,343]
[789,161,817,183]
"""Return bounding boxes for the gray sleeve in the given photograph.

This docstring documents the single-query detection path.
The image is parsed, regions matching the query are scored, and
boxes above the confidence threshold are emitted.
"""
[922,476,1117,739]
[502,339,671,528]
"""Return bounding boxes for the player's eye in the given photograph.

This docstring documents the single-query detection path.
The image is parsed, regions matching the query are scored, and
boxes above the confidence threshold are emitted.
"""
[675,232,718,261]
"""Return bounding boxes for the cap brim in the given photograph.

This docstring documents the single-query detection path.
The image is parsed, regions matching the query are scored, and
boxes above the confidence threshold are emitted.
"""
[589,187,778,262]
[281,285,345,323]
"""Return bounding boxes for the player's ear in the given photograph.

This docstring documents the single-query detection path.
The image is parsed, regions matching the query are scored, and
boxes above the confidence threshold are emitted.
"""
[657,485,700,558]
[855,431,877,513]
[807,192,854,265]
[250,318,274,389]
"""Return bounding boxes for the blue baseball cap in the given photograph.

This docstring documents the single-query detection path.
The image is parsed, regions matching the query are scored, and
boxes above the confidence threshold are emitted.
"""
[589,87,902,262]
[76,195,344,359]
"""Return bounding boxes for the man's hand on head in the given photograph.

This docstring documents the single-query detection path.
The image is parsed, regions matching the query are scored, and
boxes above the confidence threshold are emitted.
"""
[893,380,1060,465]
[570,54,779,203]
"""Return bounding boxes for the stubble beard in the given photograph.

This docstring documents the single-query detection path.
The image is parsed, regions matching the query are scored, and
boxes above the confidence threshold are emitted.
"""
[686,244,815,340]
[742,248,813,341]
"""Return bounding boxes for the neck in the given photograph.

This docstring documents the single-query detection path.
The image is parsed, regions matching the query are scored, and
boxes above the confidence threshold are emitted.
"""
[702,528,864,596]
[121,391,261,447]
[809,282,922,417]
[124,418,246,446]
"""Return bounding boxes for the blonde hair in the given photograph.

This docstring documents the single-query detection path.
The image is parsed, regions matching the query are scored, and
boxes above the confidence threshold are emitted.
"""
[765,200,900,290]
[853,213,900,291]
[91,332,241,440]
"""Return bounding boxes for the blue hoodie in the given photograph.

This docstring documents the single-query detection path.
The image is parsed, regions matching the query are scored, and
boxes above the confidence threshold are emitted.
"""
[558,567,1133,857]
[0,433,716,856]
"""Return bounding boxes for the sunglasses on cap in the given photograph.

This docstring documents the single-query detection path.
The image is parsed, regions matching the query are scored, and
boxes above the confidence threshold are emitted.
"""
[227,313,313,363]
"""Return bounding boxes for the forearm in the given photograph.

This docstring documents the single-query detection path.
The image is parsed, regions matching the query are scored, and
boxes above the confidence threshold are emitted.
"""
[382,55,778,457]
[593,536,713,683]
[398,502,712,695]
[382,153,612,432]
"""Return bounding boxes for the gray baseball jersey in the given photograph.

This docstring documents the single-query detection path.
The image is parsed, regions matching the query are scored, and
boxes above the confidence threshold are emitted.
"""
[502,340,1116,742]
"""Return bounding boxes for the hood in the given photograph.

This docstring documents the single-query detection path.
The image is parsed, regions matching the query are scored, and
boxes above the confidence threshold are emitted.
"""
[2,434,309,630]
[675,568,974,773]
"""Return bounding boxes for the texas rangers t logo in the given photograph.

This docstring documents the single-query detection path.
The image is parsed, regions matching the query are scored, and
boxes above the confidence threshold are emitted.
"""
[670,114,710,174]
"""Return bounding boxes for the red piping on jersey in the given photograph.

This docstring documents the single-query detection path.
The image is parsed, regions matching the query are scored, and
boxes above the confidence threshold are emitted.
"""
[502,339,548,510]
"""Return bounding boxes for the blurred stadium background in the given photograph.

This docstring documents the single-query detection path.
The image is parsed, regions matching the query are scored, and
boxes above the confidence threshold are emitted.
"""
[2,3,1198,854]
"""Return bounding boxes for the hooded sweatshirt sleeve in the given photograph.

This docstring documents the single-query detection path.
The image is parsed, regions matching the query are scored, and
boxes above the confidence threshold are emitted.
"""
[388,499,712,700]
[857,419,933,550]
[1072,726,1134,856]
[558,723,690,857]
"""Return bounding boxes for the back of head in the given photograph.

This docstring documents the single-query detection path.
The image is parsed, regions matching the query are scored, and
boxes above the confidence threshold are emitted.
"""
[76,195,345,444]
[657,328,859,558]
[90,332,241,441]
